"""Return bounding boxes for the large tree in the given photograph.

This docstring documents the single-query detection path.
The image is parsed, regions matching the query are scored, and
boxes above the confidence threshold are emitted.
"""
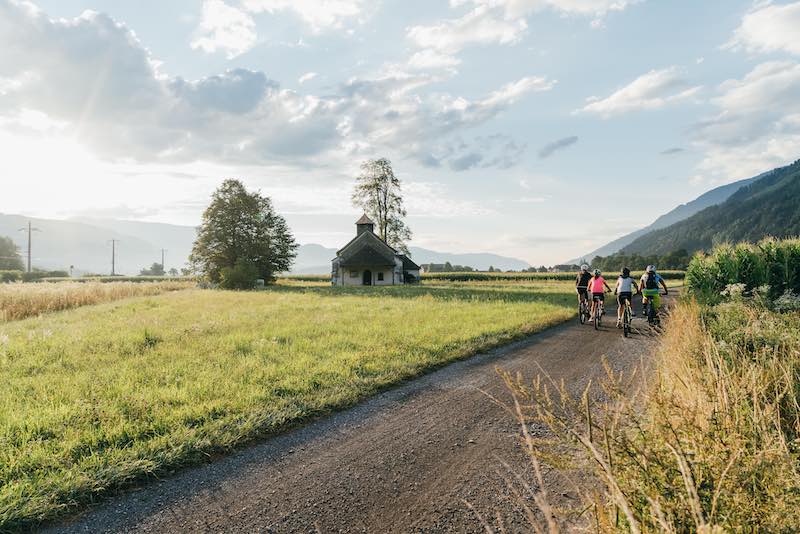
[351,158,412,254]
[0,236,24,270]
[190,179,298,283]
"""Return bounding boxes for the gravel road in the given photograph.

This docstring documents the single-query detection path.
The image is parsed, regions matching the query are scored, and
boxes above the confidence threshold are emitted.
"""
[51,298,662,533]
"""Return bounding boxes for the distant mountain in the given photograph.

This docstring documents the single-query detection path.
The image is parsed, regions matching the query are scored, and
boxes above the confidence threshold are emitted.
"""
[570,173,763,262]
[0,214,186,275]
[621,160,800,255]
[407,247,530,271]
[292,244,531,274]
[0,214,531,275]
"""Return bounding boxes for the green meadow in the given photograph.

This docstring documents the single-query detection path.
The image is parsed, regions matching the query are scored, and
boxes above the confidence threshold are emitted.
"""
[0,280,574,529]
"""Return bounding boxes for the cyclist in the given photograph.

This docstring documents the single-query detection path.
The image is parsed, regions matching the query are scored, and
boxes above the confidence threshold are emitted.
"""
[575,264,592,312]
[639,265,669,322]
[614,267,639,328]
[588,268,612,320]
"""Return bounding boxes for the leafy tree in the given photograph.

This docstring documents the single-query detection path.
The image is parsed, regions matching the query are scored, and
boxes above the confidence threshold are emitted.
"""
[220,259,260,290]
[168,268,179,277]
[0,236,23,270]
[139,263,165,276]
[351,158,412,254]
[190,179,298,284]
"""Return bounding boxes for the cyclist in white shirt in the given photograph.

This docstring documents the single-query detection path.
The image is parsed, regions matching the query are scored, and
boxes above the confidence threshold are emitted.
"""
[614,267,639,328]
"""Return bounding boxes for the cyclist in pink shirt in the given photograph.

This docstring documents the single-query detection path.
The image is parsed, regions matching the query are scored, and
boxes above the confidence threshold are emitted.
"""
[588,269,612,320]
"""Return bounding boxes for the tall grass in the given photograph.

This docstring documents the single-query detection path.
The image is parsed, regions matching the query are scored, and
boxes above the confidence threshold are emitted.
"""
[501,297,800,532]
[0,281,574,530]
[686,237,800,302]
[0,281,193,322]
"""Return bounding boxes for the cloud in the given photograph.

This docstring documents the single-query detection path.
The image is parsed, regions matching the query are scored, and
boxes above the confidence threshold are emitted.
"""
[727,1,800,56]
[660,147,684,155]
[0,3,551,170]
[242,0,366,32]
[451,0,641,19]
[191,0,257,58]
[406,50,462,71]
[538,135,578,158]
[576,67,701,117]
[407,6,527,54]
[298,72,318,84]
[404,182,494,217]
[691,61,800,181]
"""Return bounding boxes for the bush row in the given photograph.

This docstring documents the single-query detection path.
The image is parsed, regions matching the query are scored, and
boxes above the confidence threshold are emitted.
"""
[283,271,687,283]
[686,237,800,303]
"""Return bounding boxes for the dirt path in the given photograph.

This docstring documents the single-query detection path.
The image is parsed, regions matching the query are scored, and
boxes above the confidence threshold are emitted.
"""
[52,298,662,533]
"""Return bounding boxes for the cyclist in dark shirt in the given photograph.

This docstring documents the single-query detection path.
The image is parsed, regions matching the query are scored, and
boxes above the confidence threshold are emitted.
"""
[575,264,592,310]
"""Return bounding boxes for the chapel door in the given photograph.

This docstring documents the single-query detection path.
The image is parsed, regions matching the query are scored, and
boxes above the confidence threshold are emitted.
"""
[362,270,372,285]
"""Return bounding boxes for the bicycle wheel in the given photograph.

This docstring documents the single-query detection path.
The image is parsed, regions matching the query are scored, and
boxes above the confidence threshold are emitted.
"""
[579,304,585,324]
[623,307,630,337]
[594,306,600,330]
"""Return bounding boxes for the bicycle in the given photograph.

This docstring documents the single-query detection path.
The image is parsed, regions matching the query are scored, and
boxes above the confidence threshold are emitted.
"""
[578,293,590,324]
[642,291,668,326]
[592,292,607,330]
[622,297,634,337]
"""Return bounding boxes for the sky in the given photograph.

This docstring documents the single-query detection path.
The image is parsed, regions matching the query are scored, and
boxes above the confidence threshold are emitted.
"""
[1,0,799,265]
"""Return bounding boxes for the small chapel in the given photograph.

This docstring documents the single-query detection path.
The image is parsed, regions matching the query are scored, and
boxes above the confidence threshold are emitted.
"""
[331,214,420,286]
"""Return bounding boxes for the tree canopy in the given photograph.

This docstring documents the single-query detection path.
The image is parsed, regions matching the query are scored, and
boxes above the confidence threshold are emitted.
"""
[351,158,412,254]
[139,263,165,276]
[190,179,298,284]
[0,236,24,270]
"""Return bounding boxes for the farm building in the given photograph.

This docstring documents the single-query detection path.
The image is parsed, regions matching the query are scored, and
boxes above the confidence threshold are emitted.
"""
[331,214,420,286]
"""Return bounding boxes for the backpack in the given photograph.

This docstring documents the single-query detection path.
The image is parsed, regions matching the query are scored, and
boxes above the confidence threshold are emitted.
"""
[645,272,658,290]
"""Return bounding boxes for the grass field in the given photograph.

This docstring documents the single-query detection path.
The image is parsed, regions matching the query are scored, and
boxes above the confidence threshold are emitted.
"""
[0,281,193,322]
[0,279,574,529]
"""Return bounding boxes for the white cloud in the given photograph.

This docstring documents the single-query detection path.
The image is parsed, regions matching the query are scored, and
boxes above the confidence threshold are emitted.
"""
[0,2,551,171]
[576,66,701,117]
[298,72,318,84]
[404,182,494,217]
[692,60,800,181]
[191,0,257,59]
[407,6,527,53]
[242,0,366,32]
[407,50,462,70]
[727,1,800,56]
[451,0,640,19]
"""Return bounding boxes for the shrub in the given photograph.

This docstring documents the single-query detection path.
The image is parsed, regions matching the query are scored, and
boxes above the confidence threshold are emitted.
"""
[0,270,22,283]
[220,259,260,290]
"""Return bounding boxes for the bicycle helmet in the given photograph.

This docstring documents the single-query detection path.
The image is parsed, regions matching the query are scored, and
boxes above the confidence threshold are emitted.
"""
[646,265,656,273]
[593,268,601,276]
[580,264,589,272]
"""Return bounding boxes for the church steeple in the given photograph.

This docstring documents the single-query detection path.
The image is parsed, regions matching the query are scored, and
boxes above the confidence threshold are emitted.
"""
[356,214,375,236]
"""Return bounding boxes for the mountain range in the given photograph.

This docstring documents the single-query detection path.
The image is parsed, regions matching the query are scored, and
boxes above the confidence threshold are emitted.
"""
[0,215,530,275]
[620,160,800,255]
[571,173,764,263]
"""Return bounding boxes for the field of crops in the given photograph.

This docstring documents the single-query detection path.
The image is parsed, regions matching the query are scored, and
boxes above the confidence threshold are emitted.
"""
[0,279,575,529]
[0,281,194,322]
[286,270,686,283]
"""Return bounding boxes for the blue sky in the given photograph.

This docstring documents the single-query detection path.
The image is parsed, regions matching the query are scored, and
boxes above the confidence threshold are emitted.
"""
[1,0,799,265]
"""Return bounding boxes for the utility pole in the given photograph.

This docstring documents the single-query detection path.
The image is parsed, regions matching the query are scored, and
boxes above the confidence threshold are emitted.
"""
[109,239,119,276]
[18,221,41,273]
[161,249,167,273]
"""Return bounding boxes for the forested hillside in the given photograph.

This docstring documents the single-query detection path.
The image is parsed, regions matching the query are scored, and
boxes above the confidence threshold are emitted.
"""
[621,160,800,255]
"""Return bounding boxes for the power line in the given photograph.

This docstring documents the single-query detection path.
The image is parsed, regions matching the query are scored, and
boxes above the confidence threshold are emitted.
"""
[17,222,41,273]
[108,239,120,276]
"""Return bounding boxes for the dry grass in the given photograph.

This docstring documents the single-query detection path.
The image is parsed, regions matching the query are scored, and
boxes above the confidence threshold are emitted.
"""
[500,299,800,532]
[0,281,193,322]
